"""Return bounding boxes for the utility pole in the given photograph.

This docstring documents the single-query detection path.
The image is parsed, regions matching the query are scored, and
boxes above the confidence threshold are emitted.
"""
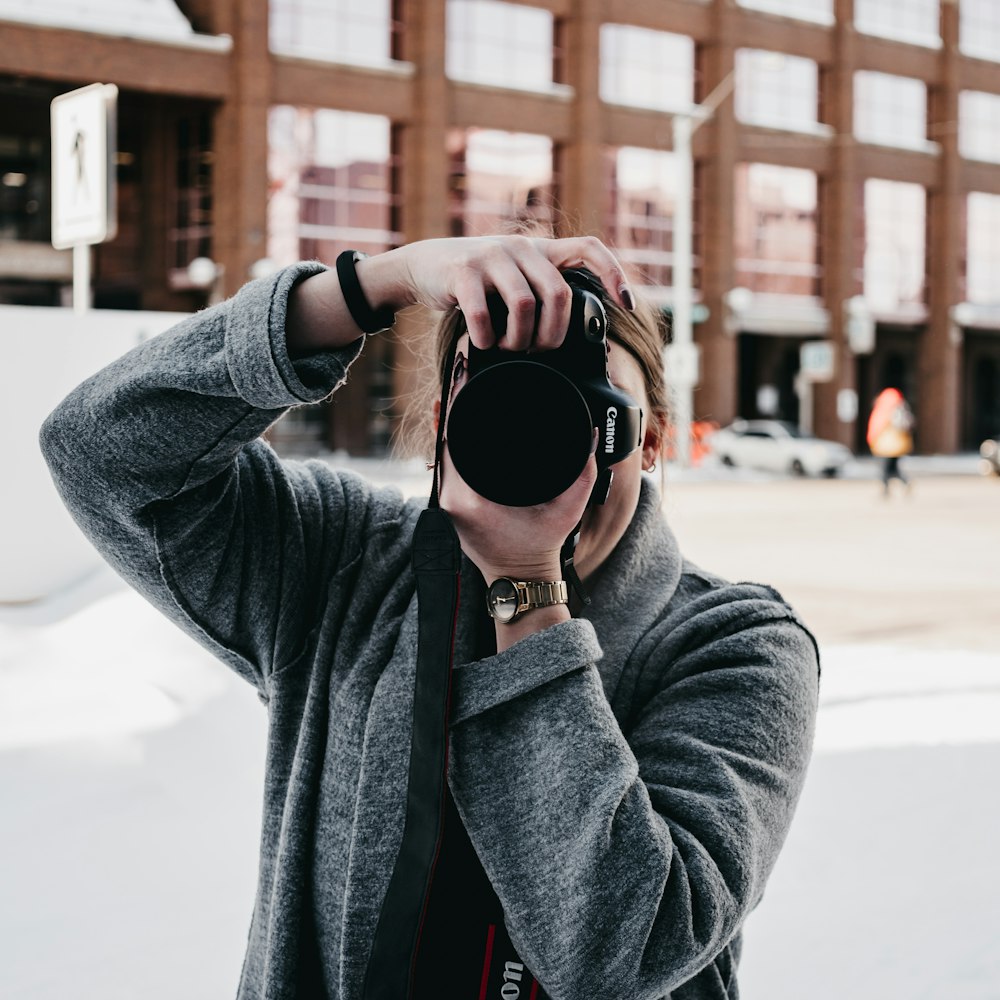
[669,74,734,466]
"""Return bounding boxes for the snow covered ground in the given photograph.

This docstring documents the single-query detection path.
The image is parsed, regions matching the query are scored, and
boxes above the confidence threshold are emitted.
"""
[2,573,998,999]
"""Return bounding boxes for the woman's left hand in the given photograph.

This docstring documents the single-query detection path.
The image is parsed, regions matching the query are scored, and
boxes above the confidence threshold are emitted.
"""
[439,444,597,586]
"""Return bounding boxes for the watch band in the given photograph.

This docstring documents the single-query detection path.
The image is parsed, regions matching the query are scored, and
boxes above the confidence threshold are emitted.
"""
[519,580,569,610]
[335,250,396,333]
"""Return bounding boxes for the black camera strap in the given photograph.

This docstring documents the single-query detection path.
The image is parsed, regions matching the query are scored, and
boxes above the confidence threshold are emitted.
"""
[561,522,590,608]
[560,463,616,607]
[362,339,462,1000]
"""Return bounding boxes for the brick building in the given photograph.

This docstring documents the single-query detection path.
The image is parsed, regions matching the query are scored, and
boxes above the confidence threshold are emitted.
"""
[2,0,999,455]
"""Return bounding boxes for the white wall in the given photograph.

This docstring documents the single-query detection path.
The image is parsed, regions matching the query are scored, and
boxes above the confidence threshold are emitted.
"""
[1,305,187,606]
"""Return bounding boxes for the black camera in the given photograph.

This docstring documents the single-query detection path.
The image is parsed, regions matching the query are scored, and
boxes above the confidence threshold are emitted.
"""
[446,274,643,507]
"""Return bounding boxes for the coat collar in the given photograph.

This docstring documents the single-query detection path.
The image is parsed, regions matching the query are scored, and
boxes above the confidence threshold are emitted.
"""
[580,477,684,706]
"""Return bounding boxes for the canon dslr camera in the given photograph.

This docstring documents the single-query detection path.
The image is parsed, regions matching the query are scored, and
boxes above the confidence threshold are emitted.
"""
[446,272,643,507]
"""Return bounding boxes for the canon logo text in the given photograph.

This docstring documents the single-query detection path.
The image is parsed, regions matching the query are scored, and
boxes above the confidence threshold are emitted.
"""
[605,406,618,453]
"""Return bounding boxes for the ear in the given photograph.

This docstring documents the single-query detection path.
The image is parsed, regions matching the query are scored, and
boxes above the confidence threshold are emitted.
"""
[641,413,665,471]
[433,398,441,435]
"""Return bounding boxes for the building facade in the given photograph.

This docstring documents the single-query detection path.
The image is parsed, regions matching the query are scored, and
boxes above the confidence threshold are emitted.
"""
[2,0,999,455]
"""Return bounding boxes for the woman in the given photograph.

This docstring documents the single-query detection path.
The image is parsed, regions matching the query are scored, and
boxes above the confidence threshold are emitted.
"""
[40,235,818,999]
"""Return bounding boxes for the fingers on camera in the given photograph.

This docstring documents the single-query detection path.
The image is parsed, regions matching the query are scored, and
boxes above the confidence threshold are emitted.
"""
[533,279,572,349]
[463,235,629,349]
[563,236,635,313]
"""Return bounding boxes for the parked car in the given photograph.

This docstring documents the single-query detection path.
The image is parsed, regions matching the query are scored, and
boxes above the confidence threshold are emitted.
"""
[980,437,1000,476]
[707,419,852,477]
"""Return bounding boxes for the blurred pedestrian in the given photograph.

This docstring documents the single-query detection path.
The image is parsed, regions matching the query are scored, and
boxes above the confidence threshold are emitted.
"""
[867,387,914,496]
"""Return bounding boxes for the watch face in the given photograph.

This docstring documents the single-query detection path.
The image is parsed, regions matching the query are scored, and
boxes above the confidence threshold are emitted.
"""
[488,578,520,623]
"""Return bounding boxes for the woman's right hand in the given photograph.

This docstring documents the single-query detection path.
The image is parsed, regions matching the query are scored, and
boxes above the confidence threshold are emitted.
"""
[287,234,632,356]
[359,235,635,350]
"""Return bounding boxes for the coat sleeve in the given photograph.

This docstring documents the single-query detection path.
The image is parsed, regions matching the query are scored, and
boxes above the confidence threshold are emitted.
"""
[447,588,819,1000]
[39,262,389,696]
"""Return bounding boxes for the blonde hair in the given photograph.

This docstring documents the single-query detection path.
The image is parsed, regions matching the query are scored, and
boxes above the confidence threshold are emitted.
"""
[393,268,670,463]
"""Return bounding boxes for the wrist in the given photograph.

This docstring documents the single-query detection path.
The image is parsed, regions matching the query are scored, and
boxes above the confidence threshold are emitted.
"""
[480,558,563,584]
[354,248,417,315]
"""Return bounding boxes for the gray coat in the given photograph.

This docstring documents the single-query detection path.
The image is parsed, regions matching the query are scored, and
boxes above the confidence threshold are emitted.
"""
[40,263,819,1000]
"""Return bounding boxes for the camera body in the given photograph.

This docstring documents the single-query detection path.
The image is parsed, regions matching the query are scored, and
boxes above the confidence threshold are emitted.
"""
[446,280,643,507]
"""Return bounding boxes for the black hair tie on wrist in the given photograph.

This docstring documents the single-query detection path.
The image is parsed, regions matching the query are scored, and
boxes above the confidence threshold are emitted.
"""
[336,250,396,333]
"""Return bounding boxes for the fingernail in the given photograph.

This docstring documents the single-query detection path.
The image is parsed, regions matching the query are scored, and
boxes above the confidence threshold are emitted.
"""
[620,286,635,312]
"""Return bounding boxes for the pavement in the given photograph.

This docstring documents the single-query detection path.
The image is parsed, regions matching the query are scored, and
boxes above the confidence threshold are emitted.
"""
[1,458,997,999]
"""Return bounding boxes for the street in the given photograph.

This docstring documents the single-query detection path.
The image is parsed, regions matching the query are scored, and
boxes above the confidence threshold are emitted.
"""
[666,472,999,651]
[1,465,997,999]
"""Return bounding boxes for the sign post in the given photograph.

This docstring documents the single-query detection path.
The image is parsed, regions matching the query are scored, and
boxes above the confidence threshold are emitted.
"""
[670,72,735,467]
[51,83,118,315]
[796,340,835,436]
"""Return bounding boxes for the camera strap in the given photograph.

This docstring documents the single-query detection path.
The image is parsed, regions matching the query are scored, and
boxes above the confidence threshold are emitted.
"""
[561,521,590,608]
[362,338,462,1000]
[560,464,615,608]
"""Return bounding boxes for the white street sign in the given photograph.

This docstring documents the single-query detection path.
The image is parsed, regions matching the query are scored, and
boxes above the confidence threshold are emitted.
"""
[51,84,118,250]
[756,384,780,417]
[837,388,859,424]
[800,340,835,383]
[665,341,701,388]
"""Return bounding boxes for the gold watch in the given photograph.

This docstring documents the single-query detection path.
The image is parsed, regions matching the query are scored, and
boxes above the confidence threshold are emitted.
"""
[486,578,569,624]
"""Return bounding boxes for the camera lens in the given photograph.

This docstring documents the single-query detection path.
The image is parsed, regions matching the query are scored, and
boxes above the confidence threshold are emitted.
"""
[447,362,593,507]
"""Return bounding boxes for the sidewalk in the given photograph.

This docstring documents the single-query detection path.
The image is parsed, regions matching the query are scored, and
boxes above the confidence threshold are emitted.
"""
[740,644,1000,999]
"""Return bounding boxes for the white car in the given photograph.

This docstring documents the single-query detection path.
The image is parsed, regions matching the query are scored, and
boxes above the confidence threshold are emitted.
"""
[708,419,852,477]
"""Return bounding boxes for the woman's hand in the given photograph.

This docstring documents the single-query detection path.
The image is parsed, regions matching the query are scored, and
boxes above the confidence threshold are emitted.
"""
[288,234,632,354]
[439,440,597,652]
[438,439,598,587]
[360,235,634,349]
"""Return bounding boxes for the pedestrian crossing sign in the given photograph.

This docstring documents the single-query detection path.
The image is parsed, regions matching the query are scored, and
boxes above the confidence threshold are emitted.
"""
[51,83,118,250]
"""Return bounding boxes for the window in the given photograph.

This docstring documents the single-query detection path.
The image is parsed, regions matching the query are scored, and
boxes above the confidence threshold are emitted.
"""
[854,72,928,150]
[170,112,213,271]
[967,193,1000,304]
[448,129,554,237]
[0,133,49,243]
[959,91,1000,164]
[960,0,1000,62]
[863,179,926,311]
[446,0,555,92]
[735,50,819,132]
[600,25,694,113]
[854,0,940,48]
[269,0,398,67]
[735,0,834,25]
[0,0,196,41]
[267,107,399,267]
[734,164,820,296]
[605,147,683,289]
